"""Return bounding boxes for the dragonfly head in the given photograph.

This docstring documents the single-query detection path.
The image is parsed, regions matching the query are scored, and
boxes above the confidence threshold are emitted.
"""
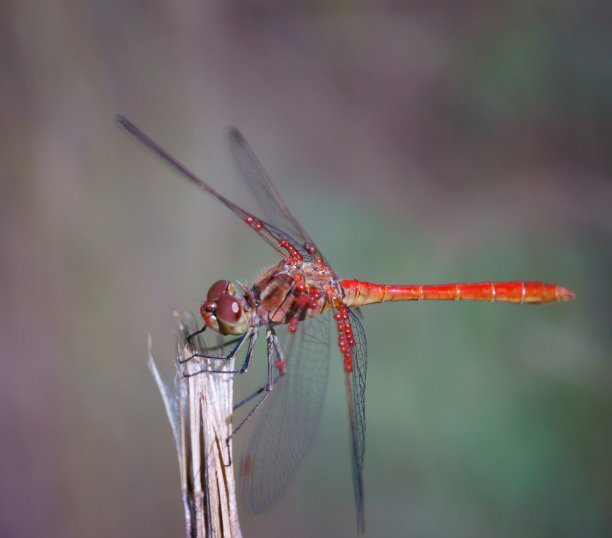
[200,279,251,335]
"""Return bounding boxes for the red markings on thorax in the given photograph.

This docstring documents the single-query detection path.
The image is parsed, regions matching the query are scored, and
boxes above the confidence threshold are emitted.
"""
[258,272,294,313]
[251,259,357,372]
[253,261,333,325]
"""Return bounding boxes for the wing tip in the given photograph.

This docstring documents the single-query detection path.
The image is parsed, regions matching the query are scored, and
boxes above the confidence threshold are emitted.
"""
[354,469,366,534]
[228,125,244,143]
[115,114,140,138]
[115,114,130,128]
[356,511,366,534]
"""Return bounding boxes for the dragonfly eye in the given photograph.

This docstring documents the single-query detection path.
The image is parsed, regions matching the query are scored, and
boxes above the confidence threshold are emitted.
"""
[207,279,229,301]
[201,300,216,313]
[216,293,242,323]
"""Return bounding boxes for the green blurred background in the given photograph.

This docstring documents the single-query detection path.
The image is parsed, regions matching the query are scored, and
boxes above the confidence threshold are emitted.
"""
[1,1,610,537]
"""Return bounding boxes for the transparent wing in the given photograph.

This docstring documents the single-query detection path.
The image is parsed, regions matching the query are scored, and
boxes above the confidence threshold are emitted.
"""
[117,116,325,263]
[240,313,331,513]
[229,128,327,264]
[345,309,367,532]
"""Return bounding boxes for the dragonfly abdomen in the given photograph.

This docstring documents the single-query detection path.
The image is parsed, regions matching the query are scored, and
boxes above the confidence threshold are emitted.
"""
[341,279,575,307]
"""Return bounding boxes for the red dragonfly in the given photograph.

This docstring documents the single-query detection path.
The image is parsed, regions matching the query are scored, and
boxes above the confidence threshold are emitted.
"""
[117,116,575,532]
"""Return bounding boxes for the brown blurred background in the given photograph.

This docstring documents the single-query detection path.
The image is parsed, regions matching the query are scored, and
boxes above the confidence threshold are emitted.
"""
[1,1,610,537]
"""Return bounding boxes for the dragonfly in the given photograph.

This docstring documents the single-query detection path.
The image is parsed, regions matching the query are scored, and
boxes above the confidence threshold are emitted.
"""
[117,116,575,533]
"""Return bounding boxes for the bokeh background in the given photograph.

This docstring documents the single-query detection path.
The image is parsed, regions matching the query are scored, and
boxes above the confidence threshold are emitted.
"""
[1,1,610,537]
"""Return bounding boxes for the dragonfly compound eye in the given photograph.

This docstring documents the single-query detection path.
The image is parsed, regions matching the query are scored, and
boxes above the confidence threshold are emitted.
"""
[216,293,242,323]
[200,300,216,315]
[207,279,229,301]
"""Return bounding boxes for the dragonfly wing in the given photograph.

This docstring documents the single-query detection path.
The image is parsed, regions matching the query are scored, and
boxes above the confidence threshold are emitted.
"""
[240,312,331,513]
[345,309,367,532]
[229,128,327,264]
[117,116,313,260]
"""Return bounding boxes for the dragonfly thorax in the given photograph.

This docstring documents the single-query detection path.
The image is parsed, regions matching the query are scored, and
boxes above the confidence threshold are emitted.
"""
[253,260,338,325]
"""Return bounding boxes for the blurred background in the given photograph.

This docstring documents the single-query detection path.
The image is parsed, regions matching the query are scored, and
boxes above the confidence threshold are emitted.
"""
[1,1,610,537]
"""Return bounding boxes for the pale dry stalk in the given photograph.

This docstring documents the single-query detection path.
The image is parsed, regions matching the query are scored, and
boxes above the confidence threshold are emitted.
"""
[148,312,243,538]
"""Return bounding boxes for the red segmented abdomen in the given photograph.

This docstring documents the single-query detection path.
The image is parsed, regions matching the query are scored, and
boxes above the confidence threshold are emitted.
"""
[341,279,575,307]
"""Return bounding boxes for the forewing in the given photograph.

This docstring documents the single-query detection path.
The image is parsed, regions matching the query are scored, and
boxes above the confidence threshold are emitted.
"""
[229,128,327,264]
[240,313,331,513]
[117,116,317,261]
[345,309,368,532]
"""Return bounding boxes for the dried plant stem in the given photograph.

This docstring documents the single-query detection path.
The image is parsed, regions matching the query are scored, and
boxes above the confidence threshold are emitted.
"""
[148,313,243,538]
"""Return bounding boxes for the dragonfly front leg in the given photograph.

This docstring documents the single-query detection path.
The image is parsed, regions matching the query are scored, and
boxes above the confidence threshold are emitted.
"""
[182,328,258,377]
[185,324,206,343]
[180,330,249,364]
[187,326,244,353]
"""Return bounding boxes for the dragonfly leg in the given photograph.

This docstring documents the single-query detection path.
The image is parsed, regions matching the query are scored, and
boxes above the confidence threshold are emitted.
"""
[187,324,244,353]
[182,329,258,377]
[185,324,206,344]
[180,332,248,364]
[179,334,245,364]
[233,388,262,410]
[213,335,243,350]
[224,326,285,465]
